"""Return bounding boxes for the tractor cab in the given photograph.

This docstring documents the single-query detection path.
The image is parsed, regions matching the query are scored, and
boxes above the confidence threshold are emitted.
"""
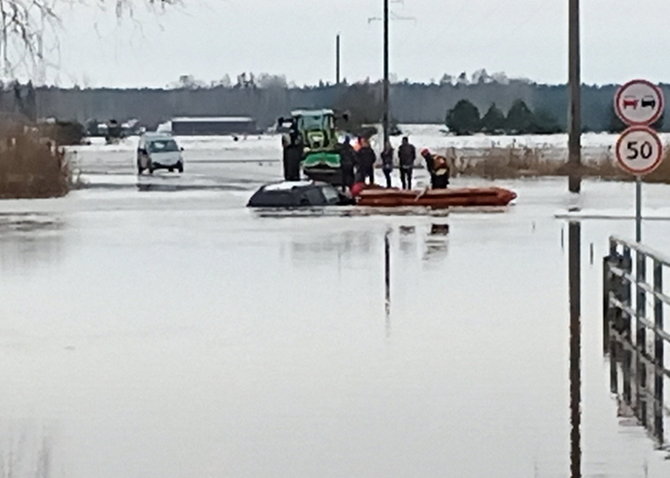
[278,109,348,186]
[294,110,337,150]
[279,109,339,150]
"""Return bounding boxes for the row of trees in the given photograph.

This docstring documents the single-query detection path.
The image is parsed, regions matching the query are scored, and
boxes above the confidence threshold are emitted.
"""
[16,80,670,132]
[170,69,522,91]
[446,99,561,135]
[172,73,291,90]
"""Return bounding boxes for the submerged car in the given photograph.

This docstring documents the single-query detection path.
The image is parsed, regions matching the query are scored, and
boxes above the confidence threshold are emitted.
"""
[137,133,184,174]
[247,181,351,208]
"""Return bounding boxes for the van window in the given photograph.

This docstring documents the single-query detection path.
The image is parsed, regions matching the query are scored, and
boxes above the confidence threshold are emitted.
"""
[149,139,179,153]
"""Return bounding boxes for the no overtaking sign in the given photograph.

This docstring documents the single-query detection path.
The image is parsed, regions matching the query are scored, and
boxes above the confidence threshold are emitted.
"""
[615,79,664,126]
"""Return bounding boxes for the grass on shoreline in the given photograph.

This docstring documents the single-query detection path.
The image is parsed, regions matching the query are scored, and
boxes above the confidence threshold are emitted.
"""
[448,145,670,183]
[0,132,70,199]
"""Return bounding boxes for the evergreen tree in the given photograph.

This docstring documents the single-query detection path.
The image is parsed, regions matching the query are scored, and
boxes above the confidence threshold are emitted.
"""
[446,99,481,135]
[654,113,665,132]
[481,103,506,133]
[530,109,561,134]
[506,100,535,133]
[607,106,626,133]
[25,81,37,122]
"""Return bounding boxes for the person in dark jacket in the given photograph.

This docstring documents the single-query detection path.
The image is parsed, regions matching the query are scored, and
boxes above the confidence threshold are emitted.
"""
[282,129,302,181]
[421,148,450,189]
[340,136,356,189]
[381,141,394,188]
[356,137,377,185]
[398,136,416,190]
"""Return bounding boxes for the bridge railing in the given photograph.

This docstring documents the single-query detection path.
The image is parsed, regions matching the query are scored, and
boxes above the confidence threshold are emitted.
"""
[603,236,670,446]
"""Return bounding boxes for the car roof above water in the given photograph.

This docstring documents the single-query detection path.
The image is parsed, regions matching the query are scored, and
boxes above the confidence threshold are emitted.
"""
[263,181,315,192]
[248,181,343,208]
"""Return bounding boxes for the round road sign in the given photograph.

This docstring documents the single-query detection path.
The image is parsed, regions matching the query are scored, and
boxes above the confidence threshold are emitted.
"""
[615,126,664,176]
[615,79,665,126]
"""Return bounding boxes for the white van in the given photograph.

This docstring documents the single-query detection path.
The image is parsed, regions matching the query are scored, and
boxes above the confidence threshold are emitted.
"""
[137,133,184,174]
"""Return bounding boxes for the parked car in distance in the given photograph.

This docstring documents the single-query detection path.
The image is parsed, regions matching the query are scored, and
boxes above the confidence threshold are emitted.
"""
[137,133,184,174]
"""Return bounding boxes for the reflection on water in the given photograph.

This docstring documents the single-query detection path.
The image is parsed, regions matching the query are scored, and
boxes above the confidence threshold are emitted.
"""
[0,422,54,478]
[0,213,65,267]
[288,222,449,270]
[423,222,450,262]
[287,221,450,339]
[254,207,450,219]
[398,226,416,256]
[384,228,391,337]
[290,231,373,263]
[569,221,582,478]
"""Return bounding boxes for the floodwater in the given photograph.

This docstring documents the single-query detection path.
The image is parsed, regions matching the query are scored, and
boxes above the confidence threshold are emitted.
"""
[1,139,670,478]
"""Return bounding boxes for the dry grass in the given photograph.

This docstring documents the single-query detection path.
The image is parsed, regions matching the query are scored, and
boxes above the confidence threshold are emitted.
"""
[0,131,70,199]
[448,145,670,183]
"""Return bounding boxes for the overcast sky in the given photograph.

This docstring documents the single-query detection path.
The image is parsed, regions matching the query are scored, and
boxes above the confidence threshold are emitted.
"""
[36,0,670,87]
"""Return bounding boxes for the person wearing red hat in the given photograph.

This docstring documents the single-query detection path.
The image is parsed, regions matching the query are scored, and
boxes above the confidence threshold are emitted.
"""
[420,148,433,175]
[420,148,450,189]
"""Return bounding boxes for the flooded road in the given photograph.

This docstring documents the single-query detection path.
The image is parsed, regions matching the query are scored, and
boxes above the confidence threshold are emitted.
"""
[1,144,670,477]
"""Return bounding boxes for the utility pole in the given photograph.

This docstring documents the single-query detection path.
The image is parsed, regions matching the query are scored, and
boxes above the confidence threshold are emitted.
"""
[382,0,390,147]
[568,0,582,193]
[336,33,341,85]
[369,0,413,145]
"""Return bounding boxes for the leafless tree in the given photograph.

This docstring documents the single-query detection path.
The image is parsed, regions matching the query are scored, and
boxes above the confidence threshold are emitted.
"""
[0,0,177,76]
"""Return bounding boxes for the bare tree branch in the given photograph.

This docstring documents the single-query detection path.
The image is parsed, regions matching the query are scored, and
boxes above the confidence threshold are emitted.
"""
[0,0,179,79]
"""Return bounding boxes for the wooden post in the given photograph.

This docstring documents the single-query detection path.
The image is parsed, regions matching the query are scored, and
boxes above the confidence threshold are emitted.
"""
[653,259,664,444]
[384,228,391,336]
[636,251,647,424]
[622,246,633,404]
[607,240,618,394]
[603,255,611,354]
[382,0,390,147]
[336,34,341,85]
[568,0,582,193]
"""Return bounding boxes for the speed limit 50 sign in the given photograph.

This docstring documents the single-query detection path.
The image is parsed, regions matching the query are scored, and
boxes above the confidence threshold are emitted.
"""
[615,126,664,175]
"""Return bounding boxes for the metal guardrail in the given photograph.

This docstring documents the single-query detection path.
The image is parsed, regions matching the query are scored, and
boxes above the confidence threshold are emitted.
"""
[604,236,669,446]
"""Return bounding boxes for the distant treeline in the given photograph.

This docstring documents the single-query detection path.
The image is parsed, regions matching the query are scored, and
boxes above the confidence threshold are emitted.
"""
[3,79,670,133]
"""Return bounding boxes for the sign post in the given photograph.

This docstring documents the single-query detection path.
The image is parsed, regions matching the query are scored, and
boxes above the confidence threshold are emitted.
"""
[636,177,642,242]
[613,80,666,243]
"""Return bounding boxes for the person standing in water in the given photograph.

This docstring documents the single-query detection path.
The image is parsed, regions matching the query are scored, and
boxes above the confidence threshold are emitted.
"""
[356,137,377,185]
[340,136,356,190]
[398,136,416,190]
[381,141,394,188]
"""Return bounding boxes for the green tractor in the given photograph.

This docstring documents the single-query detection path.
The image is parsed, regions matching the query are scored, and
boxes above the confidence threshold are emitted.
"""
[279,109,348,185]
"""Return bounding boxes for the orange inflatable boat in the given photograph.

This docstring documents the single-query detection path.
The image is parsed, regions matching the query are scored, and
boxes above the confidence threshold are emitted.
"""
[356,186,517,208]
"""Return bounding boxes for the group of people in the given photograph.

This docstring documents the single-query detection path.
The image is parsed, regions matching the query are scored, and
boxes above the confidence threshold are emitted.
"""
[339,136,450,191]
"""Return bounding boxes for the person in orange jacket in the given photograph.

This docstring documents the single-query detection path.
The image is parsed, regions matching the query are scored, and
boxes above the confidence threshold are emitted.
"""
[420,148,450,189]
